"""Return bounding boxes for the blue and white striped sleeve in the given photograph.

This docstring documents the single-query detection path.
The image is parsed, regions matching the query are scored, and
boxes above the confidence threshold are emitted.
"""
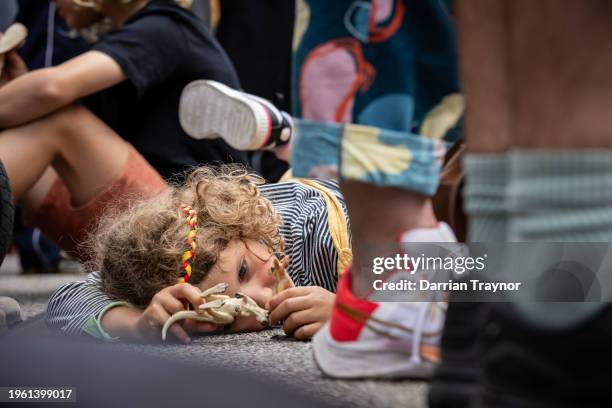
[299,203,338,291]
[299,179,348,291]
[46,271,116,336]
[261,179,347,292]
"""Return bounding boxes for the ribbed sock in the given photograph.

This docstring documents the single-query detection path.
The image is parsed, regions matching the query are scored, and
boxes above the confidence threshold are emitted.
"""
[506,150,612,327]
[508,150,612,241]
[463,154,509,242]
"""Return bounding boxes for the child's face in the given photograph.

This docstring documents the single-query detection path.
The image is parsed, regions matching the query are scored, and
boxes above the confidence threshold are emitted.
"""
[197,239,277,332]
[54,0,102,29]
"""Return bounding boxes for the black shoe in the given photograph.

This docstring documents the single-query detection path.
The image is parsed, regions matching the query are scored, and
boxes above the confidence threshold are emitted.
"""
[429,300,488,408]
[180,80,293,151]
[475,302,612,408]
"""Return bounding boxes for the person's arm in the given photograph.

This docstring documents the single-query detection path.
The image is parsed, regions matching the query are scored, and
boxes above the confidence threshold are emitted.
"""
[266,180,348,339]
[46,271,122,337]
[0,50,125,128]
[100,283,214,344]
[47,272,216,343]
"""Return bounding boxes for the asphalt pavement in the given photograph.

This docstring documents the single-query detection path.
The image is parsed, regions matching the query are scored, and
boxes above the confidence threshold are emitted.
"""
[0,254,428,408]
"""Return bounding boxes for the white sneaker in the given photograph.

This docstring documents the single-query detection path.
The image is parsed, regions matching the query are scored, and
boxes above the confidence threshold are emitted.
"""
[0,23,27,55]
[0,23,28,76]
[179,80,293,151]
[312,223,457,379]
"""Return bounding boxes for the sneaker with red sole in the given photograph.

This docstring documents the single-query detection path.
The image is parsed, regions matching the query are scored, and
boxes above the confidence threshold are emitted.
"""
[179,80,293,151]
[312,223,457,379]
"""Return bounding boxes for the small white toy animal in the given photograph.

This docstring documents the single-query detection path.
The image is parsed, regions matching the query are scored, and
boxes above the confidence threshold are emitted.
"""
[161,255,293,341]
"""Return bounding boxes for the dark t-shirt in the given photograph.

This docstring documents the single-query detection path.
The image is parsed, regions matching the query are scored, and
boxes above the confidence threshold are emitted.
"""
[16,0,91,69]
[215,0,293,182]
[85,0,246,180]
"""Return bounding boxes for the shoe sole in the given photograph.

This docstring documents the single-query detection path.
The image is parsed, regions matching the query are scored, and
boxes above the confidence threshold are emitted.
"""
[0,297,21,328]
[312,323,436,379]
[0,23,28,55]
[179,80,270,151]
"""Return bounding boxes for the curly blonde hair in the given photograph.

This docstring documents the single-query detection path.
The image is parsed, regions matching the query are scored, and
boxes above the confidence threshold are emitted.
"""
[89,165,284,307]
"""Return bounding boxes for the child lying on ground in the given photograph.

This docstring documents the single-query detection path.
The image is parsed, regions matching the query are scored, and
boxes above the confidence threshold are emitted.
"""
[47,165,350,342]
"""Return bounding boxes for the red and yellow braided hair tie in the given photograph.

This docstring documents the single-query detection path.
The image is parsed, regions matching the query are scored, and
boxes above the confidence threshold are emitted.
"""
[178,205,198,283]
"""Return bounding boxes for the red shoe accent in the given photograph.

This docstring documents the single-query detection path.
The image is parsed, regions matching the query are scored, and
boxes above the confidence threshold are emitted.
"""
[329,269,379,342]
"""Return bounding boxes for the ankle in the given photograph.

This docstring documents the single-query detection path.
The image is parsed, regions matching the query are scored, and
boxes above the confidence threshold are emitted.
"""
[344,184,438,243]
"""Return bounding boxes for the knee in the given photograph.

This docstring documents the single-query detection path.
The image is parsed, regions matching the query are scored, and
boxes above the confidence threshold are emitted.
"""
[44,105,98,148]
[46,104,89,131]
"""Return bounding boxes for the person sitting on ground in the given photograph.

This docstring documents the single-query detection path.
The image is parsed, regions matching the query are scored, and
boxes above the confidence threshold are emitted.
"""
[46,165,347,342]
[0,0,245,181]
[0,0,245,254]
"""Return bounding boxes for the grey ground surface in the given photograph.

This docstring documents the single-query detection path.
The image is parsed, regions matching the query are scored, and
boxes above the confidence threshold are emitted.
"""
[0,254,428,408]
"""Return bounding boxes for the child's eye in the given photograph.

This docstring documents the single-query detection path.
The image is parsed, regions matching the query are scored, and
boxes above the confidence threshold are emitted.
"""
[238,258,248,281]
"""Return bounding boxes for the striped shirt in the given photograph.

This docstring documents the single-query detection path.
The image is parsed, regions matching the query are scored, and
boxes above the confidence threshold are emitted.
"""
[46,179,348,336]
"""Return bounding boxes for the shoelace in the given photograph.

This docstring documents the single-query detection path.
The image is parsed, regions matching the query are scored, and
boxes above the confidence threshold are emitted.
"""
[337,301,444,362]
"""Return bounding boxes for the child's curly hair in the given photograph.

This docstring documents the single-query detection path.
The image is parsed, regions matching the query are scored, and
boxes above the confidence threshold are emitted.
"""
[89,165,284,307]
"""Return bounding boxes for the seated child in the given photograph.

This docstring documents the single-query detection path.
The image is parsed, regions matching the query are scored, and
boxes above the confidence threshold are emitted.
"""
[0,0,245,180]
[47,164,349,342]
[0,0,246,255]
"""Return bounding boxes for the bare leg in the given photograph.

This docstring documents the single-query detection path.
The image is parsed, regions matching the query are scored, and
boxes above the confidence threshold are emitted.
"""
[20,168,58,214]
[458,0,612,151]
[456,0,511,154]
[509,0,612,148]
[0,105,129,207]
[341,181,437,292]
[456,1,514,242]
[456,0,612,326]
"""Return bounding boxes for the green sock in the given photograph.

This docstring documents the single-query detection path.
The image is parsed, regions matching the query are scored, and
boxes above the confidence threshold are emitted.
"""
[506,150,612,327]
[463,154,509,242]
[508,150,612,241]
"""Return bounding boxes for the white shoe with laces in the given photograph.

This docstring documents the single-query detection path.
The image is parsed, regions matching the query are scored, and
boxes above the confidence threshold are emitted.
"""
[312,222,457,379]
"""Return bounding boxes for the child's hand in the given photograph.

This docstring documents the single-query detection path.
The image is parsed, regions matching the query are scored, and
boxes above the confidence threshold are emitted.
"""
[266,286,335,340]
[133,283,218,343]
